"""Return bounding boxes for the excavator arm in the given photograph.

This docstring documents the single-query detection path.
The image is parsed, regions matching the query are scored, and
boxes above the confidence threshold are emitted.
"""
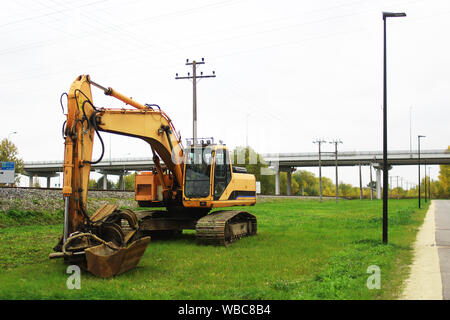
[62,74,184,241]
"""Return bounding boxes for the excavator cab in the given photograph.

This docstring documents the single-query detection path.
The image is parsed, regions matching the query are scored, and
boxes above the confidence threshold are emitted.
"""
[182,143,257,209]
[183,144,214,200]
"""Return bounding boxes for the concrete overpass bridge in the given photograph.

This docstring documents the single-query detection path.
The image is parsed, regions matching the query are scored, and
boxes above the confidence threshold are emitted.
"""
[23,149,449,195]
[262,149,450,197]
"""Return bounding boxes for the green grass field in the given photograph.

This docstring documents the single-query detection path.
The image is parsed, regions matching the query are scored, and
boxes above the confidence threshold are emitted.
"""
[0,198,428,300]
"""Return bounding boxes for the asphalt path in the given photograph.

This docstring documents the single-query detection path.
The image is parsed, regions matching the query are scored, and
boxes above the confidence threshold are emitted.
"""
[435,200,450,300]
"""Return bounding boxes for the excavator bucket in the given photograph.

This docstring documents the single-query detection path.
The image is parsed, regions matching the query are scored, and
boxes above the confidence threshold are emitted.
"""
[85,236,151,278]
[51,206,151,278]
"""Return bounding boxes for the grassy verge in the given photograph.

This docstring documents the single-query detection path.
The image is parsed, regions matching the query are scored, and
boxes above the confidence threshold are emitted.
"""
[0,199,428,299]
[0,209,63,228]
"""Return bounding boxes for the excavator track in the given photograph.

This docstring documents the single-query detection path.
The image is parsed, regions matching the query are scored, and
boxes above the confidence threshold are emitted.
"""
[195,210,257,246]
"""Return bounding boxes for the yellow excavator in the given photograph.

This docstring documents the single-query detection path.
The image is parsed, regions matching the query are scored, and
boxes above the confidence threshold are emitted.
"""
[50,75,257,277]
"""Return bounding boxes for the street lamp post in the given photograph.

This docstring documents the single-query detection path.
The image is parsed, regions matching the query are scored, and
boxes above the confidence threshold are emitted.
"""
[418,135,425,208]
[382,11,406,244]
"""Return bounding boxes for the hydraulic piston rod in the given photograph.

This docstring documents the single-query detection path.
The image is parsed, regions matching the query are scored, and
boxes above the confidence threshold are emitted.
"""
[89,79,148,110]
[63,196,69,243]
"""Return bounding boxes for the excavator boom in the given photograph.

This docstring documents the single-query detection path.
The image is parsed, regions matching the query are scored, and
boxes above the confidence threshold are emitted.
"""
[55,75,184,277]
[61,75,184,239]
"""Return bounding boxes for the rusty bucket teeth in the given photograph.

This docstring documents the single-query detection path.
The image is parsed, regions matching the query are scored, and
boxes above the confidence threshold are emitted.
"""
[195,210,257,246]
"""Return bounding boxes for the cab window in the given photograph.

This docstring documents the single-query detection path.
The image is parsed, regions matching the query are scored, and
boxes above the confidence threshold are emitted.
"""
[214,148,231,200]
[184,147,212,198]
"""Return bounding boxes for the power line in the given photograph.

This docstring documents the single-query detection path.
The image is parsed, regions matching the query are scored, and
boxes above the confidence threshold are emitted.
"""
[175,58,216,145]
[0,0,444,84]
[0,0,111,29]
[44,0,154,51]
[329,139,343,203]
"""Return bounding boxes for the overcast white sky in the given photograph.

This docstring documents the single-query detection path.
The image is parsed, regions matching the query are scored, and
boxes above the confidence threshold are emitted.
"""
[1,0,449,188]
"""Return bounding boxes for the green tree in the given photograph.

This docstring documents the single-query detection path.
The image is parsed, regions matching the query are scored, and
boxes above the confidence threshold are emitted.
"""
[124,173,137,191]
[338,183,353,197]
[292,170,318,196]
[88,179,98,189]
[321,176,335,197]
[0,138,24,186]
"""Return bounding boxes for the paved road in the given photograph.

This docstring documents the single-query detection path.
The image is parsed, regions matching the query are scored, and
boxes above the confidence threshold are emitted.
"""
[435,200,450,300]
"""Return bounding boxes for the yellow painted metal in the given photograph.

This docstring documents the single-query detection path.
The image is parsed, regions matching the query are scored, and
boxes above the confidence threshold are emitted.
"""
[181,145,256,208]
[62,137,73,196]
[62,74,185,234]
[62,75,95,232]
[105,87,147,110]
[218,173,256,202]
[98,109,183,185]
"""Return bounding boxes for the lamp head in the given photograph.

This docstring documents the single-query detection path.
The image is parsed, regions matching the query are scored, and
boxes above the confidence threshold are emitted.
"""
[383,12,406,19]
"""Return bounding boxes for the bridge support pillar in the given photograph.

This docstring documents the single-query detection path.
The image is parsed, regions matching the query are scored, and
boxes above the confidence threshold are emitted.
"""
[46,177,51,188]
[275,167,280,195]
[119,174,124,191]
[376,168,381,199]
[373,164,392,199]
[103,173,108,190]
[29,176,33,188]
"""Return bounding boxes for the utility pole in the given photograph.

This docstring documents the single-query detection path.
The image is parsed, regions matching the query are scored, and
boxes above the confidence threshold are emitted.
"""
[359,163,363,200]
[175,58,216,145]
[369,163,374,200]
[329,140,342,203]
[313,139,326,202]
